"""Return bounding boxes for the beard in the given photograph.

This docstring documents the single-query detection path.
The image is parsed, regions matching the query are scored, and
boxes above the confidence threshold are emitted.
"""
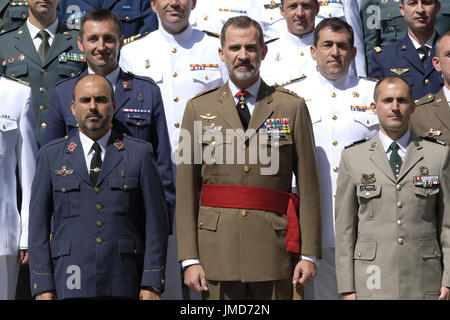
[226,59,260,82]
[78,111,108,132]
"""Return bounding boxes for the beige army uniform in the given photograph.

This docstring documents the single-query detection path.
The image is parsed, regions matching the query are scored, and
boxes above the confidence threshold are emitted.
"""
[335,134,450,299]
[410,88,450,145]
[176,81,321,289]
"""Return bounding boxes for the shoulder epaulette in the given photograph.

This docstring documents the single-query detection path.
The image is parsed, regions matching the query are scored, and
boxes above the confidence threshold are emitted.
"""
[43,136,70,148]
[422,135,446,146]
[374,46,382,53]
[415,92,435,106]
[203,30,220,38]
[193,86,220,98]
[123,32,148,45]
[265,37,279,45]
[359,76,379,82]
[276,74,307,87]
[127,72,158,86]
[274,85,300,98]
[345,138,369,149]
[4,75,30,86]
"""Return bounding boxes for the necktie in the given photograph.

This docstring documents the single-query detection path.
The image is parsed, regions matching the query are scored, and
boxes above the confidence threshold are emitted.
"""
[37,30,50,63]
[90,142,102,185]
[235,90,251,130]
[389,142,402,178]
[418,46,429,67]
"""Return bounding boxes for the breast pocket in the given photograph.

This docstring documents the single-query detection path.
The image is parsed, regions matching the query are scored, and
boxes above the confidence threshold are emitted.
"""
[191,70,222,88]
[5,63,28,78]
[318,3,344,20]
[0,118,18,155]
[413,186,440,220]
[53,179,80,218]
[380,6,407,43]
[353,240,377,297]
[356,184,382,219]
[353,113,379,129]
[124,112,152,140]
[108,177,139,214]
[419,238,442,294]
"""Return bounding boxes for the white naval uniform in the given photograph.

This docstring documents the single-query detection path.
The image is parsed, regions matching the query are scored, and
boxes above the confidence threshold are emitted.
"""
[0,77,38,300]
[285,72,379,299]
[315,0,367,78]
[260,31,317,86]
[190,0,284,41]
[119,25,227,158]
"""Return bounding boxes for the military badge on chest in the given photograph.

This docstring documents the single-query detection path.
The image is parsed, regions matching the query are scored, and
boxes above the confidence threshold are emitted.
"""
[260,118,291,140]
[360,173,377,191]
[414,166,439,188]
[55,165,74,176]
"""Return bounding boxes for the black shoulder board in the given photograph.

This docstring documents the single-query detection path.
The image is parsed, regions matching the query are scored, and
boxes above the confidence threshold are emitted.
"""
[265,38,279,45]
[203,30,220,38]
[345,138,369,149]
[422,136,447,146]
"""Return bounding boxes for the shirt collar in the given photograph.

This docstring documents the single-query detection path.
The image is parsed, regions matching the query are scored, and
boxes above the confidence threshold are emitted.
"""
[27,18,59,41]
[159,23,194,44]
[282,30,314,47]
[378,130,411,154]
[315,71,351,89]
[228,77,261,99]
[408,30,436,50]
[88,66,120,86]
[443,86,450,105]
[79,129,112,157]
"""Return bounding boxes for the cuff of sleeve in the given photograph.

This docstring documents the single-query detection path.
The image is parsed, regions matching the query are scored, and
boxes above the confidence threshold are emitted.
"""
[30,270,55,297]
[141,266,166,292]
[181,259,200,269]
[300,255,318,266]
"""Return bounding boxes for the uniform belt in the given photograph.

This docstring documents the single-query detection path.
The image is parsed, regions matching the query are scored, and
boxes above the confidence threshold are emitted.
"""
[201,184,300,254]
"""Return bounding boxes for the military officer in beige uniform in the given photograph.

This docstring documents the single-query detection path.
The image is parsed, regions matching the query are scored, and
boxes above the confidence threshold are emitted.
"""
[335,76,450,300]
[411,31,450,145]
[260,0,320,86]
[285,17,379,300]
[177,16,321,300]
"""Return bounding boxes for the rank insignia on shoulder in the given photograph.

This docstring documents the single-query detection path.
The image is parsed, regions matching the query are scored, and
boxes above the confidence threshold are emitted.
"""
[190,64,219,71]
[414,175,439,188]
[200,113,217,121]
[422,135,446,146]
[67,142,77,152]
[10,0,28,6]
[374,46,382,53]
[361,173,376,185]
[260,118,291,138]
[202,30,220,38]
[114,139,124,150]
[350,105,371,112]
[390,68,409,75]
[124,33,142,45]
[265,1,280,9]
[58,52,86,63]
[55,165,74,176]
[345,138,369,149]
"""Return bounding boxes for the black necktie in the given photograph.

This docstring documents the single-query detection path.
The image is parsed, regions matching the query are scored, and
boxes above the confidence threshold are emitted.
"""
[90,142,102,185]
[37,30,50,63]
[235,90,251,130]
[418,46,429,67]
[389,142,402,178]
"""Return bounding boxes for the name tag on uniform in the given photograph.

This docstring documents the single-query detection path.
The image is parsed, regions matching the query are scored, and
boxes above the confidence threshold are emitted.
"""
[413,176,439,188]
[360,185,377,191]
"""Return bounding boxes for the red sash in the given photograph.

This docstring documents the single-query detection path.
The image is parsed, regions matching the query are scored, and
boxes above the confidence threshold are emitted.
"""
[200,184,301,254]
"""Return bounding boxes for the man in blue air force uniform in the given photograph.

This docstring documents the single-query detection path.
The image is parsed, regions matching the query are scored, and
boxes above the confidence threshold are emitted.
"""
[43,9,175,227]
[28,74,169,300]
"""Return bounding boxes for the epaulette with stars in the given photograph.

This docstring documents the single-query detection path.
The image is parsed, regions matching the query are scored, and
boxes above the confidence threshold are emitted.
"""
[203,30,220,38]
[345,138,370,149]
[421,135,447,146]
[275,74,307,87]
[123,32,148,45]
[274,85,300,98]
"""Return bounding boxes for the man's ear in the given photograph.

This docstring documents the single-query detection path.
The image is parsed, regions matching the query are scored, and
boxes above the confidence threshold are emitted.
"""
[71,100,76,116]
[370,101,377,115]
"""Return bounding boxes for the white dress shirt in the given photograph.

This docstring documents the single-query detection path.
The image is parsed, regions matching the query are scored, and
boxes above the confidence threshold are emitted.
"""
[408,31,436,60]
[378,130,411,162]
[78,130,111,175]
[27,18,59,52]
[444,85,450,106]
[228,78,261,115]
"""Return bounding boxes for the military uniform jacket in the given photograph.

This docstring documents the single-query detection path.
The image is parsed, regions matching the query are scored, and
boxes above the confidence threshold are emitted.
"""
[43,68,175,229]
[0,21,86,145]
[410,88,450,146]
[285,73,379,248]
[119,25,227,157]
[28,131,169,299]
[260,32,316,86]
[176,81,322,282]
[335,135,450,299]
[369,33,444,100]
[0,0,28,35]
[0,76,38,256]
[56,0,158,38]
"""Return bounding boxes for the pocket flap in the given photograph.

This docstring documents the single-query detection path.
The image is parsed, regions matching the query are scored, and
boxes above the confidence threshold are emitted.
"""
[198,210,220,231]
[353,113,379,128]
[419,239,442,258]
[118,238,145,254]
[413,186,440,197]
[109,177,139,190]
[6,64,27,78]
[53,179,80,192]
[271,213,287,231]
[354,240,377,260]
[51,238,72,258]
[0,118,18,132]
[116,10,141,22]
[357,184,381,199]
[381,6,403,20]
[191,70,222,84]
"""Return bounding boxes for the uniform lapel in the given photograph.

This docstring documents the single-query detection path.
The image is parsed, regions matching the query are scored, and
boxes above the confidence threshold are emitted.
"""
[247,81,275,134]
[369,135,397,183]
[43,23,72,68]
[0,0,9,13]
[114,69,131,114]
[96,131,124,186]
[397,135,423,182]
[400,36,425,74]
[64,133,93,186]
[433,89,450,132]
[14,24,42,66]
[216,82,245,129]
